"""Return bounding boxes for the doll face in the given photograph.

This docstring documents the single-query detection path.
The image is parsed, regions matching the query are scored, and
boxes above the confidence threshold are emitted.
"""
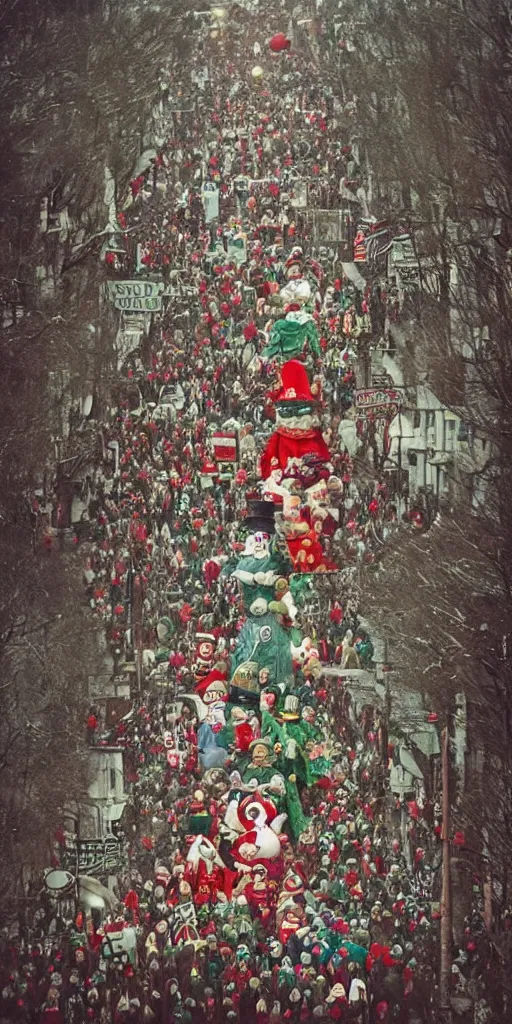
[302,706,316,724]
[300,825,316,846]
[239,841,258,860]
[308,482,328,506]
[198,640,214,662]
[252,531,270,556]
[251,742,271,767]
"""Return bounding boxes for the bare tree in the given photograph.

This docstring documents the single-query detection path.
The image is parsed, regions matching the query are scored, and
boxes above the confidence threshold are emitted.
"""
[312,1,512,1008]
[0,0,195,924]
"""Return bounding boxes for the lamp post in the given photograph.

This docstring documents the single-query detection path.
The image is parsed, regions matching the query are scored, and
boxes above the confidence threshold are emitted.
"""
[440,725,453,1023]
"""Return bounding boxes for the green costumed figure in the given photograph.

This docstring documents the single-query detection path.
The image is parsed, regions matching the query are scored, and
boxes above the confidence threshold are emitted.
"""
[236,734,309,840]
[263,311,321,362]
[228,501,297,699]
[261,699,331,789]
[185,788,213,837]
[261,704,312,787]
[240,736,278,787]
[241,721,309,839]
[354,631,374,668]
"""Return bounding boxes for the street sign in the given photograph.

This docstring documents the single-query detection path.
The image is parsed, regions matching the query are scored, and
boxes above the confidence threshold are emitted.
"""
[107,280,164,312]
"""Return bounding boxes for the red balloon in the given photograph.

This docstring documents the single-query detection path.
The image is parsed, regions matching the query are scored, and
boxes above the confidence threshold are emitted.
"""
[269,32,291,53]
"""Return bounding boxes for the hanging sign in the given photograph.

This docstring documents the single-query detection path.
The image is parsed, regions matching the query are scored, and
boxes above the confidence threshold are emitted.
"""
[101,924,137,966]
[242,285,256,309]
[356,220,393,265]
[355,389,404,417]
[173,901,197,928]
[234,175,251,195]
[108,280,164,312]
[61,834,122,877]
[212,430,238,463]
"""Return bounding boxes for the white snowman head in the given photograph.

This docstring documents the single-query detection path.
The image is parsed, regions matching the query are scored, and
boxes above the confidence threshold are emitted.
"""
[252,530,271,558]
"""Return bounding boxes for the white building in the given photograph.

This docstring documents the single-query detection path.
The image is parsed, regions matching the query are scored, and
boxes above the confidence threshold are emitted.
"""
[385,384,459,500]
[80,747,128,840]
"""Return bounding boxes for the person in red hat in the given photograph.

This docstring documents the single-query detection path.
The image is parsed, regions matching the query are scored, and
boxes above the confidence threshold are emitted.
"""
[195,670,229,729]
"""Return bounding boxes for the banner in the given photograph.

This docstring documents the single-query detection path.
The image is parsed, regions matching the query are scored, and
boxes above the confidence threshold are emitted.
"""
[101,924,137,966]
[108,280,164,312]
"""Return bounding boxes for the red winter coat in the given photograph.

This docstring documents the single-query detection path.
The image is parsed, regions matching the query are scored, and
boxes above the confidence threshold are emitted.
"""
[40,1008,65,1024]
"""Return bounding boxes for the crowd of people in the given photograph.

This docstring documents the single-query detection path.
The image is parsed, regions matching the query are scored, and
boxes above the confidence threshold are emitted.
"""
[1,10,495,1024]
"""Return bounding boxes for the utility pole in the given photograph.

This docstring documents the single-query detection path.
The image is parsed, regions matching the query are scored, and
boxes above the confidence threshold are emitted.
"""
[440,725,453,1022]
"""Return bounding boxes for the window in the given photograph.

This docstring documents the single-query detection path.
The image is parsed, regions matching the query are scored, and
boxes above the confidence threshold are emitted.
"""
[413,410,421,429]
[445,419,456,451]
[426,410,436,447]
[110,767,117,792]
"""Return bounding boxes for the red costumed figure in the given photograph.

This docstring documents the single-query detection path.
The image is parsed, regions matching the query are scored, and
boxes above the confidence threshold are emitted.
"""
[123,887,140,925]
[259,360,331,482]
[280,494,334,573]
[184,836,236,906]
[243,865,276,925]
